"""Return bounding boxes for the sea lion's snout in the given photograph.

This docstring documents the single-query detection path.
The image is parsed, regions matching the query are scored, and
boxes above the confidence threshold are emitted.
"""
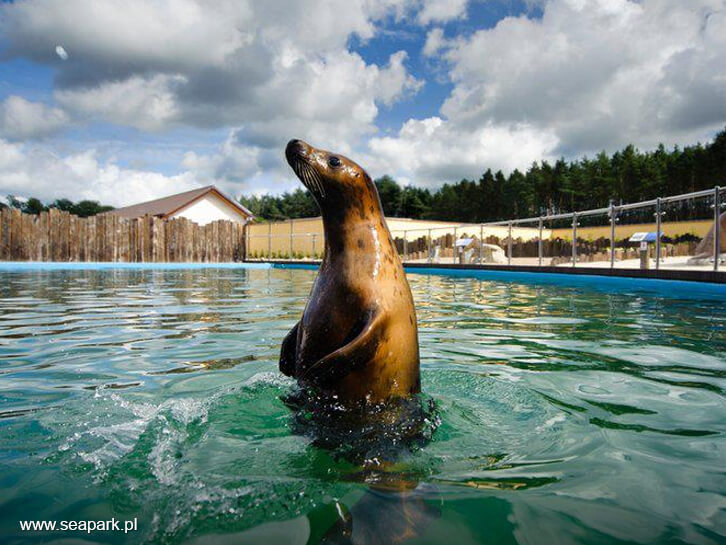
[286,139,328,198]
[285,139,308,165]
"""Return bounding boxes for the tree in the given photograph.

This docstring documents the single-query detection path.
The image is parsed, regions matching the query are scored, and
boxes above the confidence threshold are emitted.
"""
[71,200,114,217]
[399,186,431,219]
[6,195,24,209]
[22,197,47,215]
[374,175,403,217]
[51,198,75,212]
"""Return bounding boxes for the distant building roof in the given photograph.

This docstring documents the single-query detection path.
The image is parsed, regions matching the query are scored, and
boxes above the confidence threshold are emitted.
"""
[106,185,253,221]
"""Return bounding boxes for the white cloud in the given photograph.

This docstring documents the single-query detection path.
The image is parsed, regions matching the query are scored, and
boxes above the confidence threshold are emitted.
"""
[367,117,559,185]
[418,0,469,24]
[56,75,184,132]
[422,27,447,57]
[0,139,199,207]
[0,0,429,198]
[1,0,421,143]
[372,0,726,185]
[0,96,69,140]
[439,0,726,154]
[2,0,726,197]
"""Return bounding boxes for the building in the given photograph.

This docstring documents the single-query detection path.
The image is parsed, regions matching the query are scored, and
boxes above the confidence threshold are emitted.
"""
[106,185,253,226]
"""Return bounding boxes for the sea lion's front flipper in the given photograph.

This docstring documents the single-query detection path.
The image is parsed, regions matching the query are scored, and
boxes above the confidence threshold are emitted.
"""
[279,321,300,377]
[302,308,385,388]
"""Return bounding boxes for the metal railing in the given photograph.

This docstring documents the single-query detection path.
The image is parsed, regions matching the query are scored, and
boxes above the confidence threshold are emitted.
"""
[244,185,725,272]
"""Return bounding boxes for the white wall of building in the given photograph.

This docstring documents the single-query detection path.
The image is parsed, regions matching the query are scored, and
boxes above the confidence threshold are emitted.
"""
[170,193,248,225]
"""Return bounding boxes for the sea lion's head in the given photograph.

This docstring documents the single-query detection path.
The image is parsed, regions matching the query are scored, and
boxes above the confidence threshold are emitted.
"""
[285,139,380,218]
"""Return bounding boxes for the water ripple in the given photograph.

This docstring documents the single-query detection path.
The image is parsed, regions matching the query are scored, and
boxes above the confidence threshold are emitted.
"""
[0,267,725,544]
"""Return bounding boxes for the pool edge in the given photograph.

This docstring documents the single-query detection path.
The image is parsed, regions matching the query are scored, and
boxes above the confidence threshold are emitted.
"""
[266,260,726,284]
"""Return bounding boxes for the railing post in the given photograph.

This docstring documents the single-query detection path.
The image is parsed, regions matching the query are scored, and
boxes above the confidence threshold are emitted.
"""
[403,231,408,262]
[453,227,457,264]
[507,221,512,265]
[571,213,578,267]
[655,197,662,270]
[538,217,543,267]
[715,186,721,272]
[267,223,271,259]
[479,224,484,264]
[427,229,432,264]
[609,203,616,269]
[244,225,249,261]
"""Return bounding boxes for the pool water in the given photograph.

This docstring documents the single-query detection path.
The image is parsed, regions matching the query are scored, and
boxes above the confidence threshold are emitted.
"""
[1,266,725,544]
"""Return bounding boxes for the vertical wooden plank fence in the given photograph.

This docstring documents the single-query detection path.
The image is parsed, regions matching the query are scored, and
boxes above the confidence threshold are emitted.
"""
[0,209,246,262]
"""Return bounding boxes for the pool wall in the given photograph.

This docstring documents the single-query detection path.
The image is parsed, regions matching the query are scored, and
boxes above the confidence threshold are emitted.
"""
[273,261,726,299]
[265,259,726,284]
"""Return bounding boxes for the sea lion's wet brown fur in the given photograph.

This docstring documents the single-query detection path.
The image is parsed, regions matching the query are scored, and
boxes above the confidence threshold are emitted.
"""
[279,139,420,403]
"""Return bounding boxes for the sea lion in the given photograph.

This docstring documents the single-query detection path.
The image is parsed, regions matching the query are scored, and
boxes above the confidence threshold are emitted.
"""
[279,139,420,403]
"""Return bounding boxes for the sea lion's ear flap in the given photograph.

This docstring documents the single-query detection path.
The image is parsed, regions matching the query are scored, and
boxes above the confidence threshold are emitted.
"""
[279,322,300,377]
[301,307,385,388]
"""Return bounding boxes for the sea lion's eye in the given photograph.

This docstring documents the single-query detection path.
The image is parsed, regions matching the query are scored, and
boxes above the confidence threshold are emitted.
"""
[328,156,341,168]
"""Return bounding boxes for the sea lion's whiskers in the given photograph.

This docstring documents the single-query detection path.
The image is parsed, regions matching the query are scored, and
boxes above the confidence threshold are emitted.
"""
[296,161,307,186]
[295,159,313,193]
[302,164,319,195]
[312,169,324,197]
[306,165,318,192]
[295,159,310,189]
[316,171,326,198]
[308,164,325,197]
[302,162,323,197]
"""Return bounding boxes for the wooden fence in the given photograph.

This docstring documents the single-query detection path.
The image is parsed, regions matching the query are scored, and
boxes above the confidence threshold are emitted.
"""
[0,208,246,262]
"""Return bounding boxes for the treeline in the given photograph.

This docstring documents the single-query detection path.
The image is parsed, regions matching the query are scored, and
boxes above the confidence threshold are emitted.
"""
[241,127,726,222]
[0,196,114,217]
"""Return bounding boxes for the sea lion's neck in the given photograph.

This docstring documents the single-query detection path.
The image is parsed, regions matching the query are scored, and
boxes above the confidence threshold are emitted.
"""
[321,207,394,263]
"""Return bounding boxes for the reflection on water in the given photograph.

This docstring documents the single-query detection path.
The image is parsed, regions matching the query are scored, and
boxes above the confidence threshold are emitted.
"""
[0,267,725,544]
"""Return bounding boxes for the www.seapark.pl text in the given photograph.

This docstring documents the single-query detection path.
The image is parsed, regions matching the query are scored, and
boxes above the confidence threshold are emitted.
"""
[19,518,137,533]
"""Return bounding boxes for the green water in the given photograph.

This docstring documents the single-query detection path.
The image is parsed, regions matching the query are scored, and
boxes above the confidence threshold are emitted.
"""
[1,267,725,544]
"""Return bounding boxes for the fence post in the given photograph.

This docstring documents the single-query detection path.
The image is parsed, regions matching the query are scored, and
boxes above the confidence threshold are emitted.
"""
[538,217,543,267]
[453,227,457,264]
[610,203,616,269]
[267,223,272,259]
[479,224,483,264]
[403,231,408,262]
[655,197,662,270]
[507,222,512,265]
[427,229,432,264]
[715,186,721,272]
[572,213,578,267]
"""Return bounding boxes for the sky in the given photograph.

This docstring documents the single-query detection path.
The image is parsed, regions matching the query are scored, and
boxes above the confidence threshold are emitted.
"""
[0,0,725,207]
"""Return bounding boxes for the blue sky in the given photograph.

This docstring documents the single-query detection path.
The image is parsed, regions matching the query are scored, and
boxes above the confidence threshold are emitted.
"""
[0,0,724,207]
